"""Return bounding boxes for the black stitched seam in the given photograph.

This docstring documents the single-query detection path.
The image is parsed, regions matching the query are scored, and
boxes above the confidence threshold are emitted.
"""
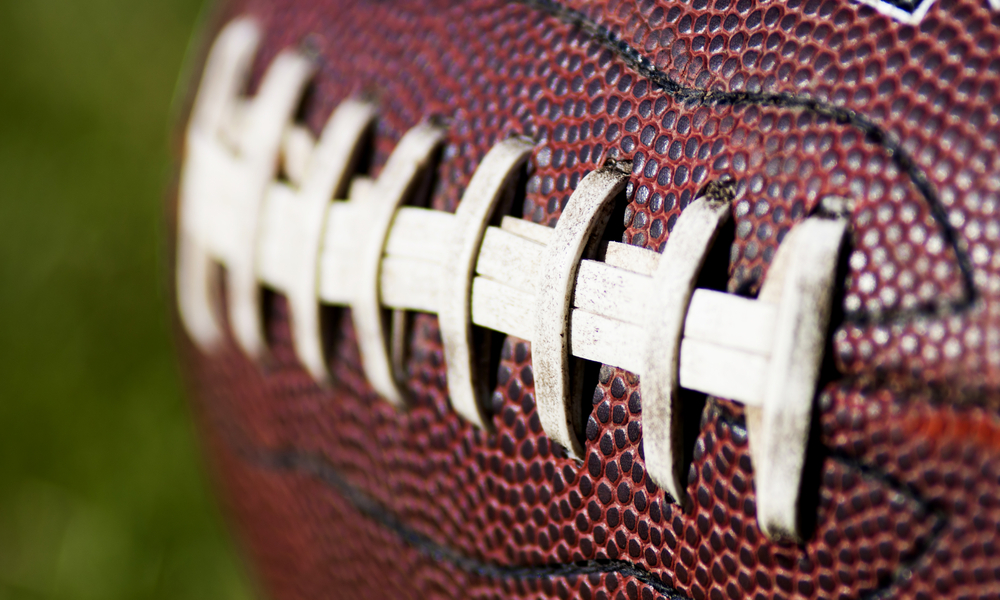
[231,425,946,600]
[237,442,691,598]
[713,409,946,600]
[827,450,948,600]
[514,0,977,326]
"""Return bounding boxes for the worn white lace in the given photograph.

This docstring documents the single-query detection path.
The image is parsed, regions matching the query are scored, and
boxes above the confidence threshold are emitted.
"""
[177,17,848,542]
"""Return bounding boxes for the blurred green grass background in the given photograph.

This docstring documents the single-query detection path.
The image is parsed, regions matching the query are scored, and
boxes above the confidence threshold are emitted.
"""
[0,1,255,598]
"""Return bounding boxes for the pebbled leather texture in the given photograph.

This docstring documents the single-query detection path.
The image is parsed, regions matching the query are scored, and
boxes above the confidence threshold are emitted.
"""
[177,0,1000,598]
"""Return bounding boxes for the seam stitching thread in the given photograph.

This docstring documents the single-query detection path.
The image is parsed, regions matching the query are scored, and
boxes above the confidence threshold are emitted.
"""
[516,0,977,326]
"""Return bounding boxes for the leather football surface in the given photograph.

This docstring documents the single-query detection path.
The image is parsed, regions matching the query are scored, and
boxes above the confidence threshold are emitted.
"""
[176,0,1000,598]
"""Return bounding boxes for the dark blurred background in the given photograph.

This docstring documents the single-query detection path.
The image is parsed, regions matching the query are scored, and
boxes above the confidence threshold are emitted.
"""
[0,1,255,598]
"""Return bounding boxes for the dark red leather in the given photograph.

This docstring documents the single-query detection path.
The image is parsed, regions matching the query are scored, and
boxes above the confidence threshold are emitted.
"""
[178,1,1000,598]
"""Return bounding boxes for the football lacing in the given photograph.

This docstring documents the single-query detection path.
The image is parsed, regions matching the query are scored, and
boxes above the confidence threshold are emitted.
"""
[177,17,848,543]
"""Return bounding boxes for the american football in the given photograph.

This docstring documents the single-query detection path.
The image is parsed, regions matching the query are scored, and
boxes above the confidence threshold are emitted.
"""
[173,0,1000,598]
